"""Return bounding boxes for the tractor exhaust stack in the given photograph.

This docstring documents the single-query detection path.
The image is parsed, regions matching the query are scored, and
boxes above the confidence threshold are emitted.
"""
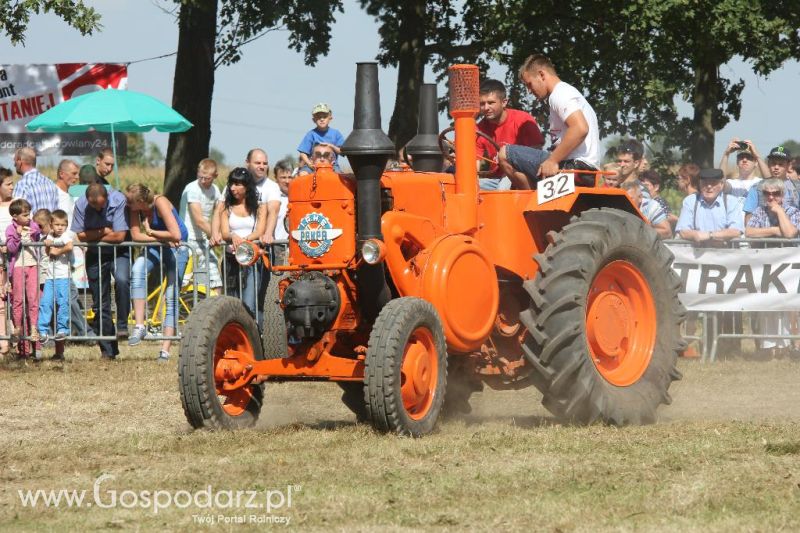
[405,83,442,172]
[341,62,394,320]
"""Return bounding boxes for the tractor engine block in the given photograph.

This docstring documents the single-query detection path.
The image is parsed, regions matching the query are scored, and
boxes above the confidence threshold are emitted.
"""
[283,272,341,341]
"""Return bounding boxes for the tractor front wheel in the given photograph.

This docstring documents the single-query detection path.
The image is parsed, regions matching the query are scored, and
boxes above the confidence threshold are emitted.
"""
[179,296,265,429]
[365,297,448,436]
[521,208,684,425]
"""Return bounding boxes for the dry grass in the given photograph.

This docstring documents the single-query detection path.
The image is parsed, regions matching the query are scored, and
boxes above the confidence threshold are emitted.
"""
[1,348,798,531]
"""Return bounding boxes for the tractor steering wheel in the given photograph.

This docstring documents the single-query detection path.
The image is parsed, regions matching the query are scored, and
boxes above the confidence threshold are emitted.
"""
[437,126,502,164]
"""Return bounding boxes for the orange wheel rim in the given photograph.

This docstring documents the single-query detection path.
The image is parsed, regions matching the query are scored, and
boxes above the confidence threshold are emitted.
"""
[214,322,254,416]
[399,327,439,420]
[586,260,656,386]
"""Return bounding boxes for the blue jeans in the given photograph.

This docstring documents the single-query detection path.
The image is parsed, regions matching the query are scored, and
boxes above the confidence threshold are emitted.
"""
[131,245,189,329]
[224,253,269,330]
[38,278,70,335]
[504,145,551,180]
[479,177,512,191]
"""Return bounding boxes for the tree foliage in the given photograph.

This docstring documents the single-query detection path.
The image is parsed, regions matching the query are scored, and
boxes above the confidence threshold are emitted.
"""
[215,0,342,67]
[120,133,165,167]
[0,0,100,45]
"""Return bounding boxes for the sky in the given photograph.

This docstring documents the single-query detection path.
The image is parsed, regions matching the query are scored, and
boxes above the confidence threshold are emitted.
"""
[1,0,799,171]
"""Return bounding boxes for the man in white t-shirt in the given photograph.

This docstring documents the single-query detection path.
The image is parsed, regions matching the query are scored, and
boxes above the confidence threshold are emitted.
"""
[179,158,223,295]
[52,159,93,338]
[271,159,294,266]
[54,159,79,224]
[497,54,600,189]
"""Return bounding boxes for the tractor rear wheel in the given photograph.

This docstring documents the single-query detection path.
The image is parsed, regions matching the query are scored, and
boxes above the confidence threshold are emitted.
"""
[179,296,265,429]
[365,297,448,436]
[520,208,684,425]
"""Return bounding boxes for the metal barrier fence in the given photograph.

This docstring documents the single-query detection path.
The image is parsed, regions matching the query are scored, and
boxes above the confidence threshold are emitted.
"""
[0,239,288,357]
[665,238,800,362]
[4,236,794,361]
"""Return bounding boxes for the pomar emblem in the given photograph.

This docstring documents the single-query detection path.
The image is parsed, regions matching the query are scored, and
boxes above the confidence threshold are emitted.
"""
[291,212,343,258]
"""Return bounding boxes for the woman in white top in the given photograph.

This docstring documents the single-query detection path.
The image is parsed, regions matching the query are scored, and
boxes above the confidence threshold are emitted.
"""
[0,170,13,355]
[219,168,267,326]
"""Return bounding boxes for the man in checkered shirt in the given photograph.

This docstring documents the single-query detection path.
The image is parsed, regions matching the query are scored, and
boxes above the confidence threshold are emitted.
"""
[12,147,60,214]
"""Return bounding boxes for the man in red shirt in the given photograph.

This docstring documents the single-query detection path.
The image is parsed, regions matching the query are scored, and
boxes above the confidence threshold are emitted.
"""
[476,79,544,190]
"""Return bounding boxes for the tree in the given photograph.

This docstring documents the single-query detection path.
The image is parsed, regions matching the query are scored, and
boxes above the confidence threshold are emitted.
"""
[359,1,461,150]
[452,0,800,168]
[0,0,100,44]
[120,133,165,167]
[163,0,342,206]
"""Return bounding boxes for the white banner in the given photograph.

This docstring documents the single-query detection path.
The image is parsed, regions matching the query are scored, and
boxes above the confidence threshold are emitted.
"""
[667,244,800,311]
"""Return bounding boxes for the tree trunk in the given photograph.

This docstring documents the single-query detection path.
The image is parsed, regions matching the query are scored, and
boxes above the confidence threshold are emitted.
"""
[689,61,718,168]
[163,0,217,206]
[387,0,427,151]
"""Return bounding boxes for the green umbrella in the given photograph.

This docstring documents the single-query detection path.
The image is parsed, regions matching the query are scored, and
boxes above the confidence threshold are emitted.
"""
[26,88,192,188]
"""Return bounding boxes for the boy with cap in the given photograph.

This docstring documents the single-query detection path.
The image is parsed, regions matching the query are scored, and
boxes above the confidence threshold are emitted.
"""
[742,146,799,226]
[297,103,345,172]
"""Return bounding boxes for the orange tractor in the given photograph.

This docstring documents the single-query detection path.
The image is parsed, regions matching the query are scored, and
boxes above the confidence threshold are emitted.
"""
[179,63,684,435]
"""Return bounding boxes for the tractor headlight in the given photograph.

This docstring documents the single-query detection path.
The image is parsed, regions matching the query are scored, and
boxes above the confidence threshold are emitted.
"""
[361,239,386,265]
[235,241,261,266]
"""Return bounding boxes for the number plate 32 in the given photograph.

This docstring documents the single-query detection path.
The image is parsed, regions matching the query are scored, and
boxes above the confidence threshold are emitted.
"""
[537,172,575,205]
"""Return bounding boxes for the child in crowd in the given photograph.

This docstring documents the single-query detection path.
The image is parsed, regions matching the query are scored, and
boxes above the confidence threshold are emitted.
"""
[297,103,345,172]
[37,210,74,360]
[5,199,41,358]
[0,168,14,357]
[33,209,51,285]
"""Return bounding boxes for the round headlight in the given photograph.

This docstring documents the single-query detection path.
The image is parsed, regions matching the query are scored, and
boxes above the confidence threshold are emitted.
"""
[235,241,259,266]
[361,239,386,265]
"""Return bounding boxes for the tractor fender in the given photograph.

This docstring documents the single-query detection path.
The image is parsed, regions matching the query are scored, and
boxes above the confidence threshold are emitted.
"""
[523,189,645,254]
[524,188,643,220]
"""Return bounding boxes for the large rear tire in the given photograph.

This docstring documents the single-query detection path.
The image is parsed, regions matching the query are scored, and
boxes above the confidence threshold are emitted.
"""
[520,208,684,425]
[365,297,448,436]
[179,296,265,429]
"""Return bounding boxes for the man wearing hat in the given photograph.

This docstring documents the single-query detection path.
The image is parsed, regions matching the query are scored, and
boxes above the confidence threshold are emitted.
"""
[742,146,799,226]
[675,168,743,244]
[297,103,345,172]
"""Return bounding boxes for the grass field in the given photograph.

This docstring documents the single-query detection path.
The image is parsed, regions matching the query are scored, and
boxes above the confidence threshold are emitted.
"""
[1,344,798,532]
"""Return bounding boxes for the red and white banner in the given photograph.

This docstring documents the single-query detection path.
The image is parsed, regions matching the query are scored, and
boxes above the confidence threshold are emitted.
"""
[0,63,128,155]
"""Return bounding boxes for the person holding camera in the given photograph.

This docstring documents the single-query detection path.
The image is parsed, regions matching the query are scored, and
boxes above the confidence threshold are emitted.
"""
[719,138,768,193]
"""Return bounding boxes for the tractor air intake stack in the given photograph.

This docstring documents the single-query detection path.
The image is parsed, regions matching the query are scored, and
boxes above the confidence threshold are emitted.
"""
[448,65,480,229]
[405,83,441,172]
[341,62,394,320]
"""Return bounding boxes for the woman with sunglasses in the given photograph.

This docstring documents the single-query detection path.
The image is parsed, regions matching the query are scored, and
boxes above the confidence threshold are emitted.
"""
[126,183,189,361]
[219,167,267,327]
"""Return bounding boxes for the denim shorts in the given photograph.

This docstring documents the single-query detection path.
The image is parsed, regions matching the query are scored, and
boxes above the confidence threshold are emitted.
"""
[504,145,551,180]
